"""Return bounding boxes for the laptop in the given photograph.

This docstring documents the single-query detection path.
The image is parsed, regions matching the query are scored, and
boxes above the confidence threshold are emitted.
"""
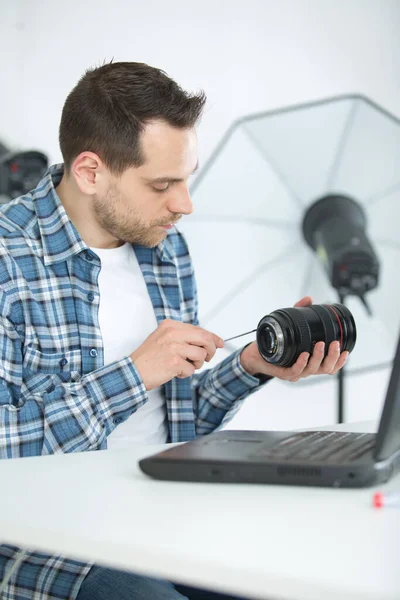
[139,331,400,488]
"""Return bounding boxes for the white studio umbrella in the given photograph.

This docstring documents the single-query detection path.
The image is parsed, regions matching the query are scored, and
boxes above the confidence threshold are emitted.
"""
[179,95,400,421]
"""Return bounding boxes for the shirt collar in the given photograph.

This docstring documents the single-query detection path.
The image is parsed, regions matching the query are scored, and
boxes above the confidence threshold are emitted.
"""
[33,164,88,266]
[33,163,175,266]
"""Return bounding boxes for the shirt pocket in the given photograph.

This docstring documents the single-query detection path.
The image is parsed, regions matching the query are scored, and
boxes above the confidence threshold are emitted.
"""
[23,346,82,375]
[22,346,83,398]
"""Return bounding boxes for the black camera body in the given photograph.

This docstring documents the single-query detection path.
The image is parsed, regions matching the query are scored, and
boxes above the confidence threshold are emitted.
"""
[256,303,356,367]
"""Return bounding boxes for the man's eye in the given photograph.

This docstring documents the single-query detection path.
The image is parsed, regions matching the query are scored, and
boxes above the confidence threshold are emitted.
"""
[153,184,170,194]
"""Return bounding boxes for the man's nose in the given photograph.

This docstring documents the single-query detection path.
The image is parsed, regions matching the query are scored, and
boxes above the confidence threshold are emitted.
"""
[167,185,194,216]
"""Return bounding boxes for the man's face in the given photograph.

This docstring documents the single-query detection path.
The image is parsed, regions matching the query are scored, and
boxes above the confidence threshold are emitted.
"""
[93,121,198,247]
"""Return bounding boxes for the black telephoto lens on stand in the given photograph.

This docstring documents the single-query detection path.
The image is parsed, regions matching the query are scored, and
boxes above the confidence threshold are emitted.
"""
[256,303,356,367]
[302,195,379,299]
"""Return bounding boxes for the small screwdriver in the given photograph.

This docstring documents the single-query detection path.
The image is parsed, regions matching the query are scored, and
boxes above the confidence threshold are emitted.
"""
[224,329,257,343]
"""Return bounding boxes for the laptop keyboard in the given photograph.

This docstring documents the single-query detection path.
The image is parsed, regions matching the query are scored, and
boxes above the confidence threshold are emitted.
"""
[251,431,376,463]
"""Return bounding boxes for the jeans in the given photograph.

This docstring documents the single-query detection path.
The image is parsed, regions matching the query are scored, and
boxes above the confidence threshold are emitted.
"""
[76,565,250,600]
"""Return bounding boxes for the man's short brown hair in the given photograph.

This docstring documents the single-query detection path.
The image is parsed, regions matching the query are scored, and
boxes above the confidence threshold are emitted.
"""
[59,61,206,174]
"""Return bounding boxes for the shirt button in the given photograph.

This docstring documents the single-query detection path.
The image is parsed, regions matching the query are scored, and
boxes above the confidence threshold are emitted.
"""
[114,416,123,425]
[59,358,68,368]
[87,292,95,302]
[89,348,98,358]
[86,251,94,261]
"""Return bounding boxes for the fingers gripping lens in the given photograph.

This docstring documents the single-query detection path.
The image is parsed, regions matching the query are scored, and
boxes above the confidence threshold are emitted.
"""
[256,303,356,367]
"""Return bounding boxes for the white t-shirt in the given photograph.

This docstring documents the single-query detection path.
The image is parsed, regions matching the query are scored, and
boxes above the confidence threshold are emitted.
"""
[91,243,168,449]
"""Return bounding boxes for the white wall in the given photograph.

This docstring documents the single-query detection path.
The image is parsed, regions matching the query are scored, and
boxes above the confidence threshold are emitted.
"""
[1,0,399,429]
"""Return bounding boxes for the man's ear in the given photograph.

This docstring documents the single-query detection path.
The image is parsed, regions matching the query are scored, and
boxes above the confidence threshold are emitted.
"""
[71,152,103,196]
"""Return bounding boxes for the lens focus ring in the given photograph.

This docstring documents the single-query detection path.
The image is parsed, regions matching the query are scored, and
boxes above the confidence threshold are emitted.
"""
[278,309,311,353]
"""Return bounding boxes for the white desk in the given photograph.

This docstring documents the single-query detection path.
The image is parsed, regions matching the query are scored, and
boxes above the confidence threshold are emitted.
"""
[0,420,399,600]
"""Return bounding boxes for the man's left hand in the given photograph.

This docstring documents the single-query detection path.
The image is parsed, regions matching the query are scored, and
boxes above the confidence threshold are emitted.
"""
[240,296,349,383]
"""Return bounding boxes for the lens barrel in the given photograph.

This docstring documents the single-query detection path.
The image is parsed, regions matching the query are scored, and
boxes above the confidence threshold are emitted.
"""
[256,303,356,367]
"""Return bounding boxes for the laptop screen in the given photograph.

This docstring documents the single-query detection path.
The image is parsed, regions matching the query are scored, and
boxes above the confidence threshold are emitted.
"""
[374,329,400,461]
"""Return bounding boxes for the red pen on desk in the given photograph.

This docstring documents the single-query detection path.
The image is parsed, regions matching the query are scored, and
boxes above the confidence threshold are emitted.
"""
[373,491,400,508]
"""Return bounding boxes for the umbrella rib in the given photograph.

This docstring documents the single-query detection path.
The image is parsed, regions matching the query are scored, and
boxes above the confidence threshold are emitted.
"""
[241,125,304,209]
[325,99,359,190]
[364,181,400,207]
[186,215,296,229]
[200,242,301,326]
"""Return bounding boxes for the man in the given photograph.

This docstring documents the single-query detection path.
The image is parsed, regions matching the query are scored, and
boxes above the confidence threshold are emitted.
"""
[0,62,347,600]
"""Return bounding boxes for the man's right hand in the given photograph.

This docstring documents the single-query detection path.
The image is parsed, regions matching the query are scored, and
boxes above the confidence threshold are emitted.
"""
[130,319,225,390]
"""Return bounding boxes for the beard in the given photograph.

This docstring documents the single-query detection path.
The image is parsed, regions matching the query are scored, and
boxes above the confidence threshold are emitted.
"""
[93,183,178,247]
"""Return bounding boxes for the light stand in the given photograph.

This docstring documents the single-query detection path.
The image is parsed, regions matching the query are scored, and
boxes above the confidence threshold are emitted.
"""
[338,291,346,423]
[303,194,379,423]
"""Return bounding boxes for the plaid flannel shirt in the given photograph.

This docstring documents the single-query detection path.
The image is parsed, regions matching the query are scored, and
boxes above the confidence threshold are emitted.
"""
[0,165,263,599]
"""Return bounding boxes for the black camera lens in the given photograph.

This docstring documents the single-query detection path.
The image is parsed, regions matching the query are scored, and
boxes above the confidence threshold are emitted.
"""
[262,325,278,357]
[256,303,356,367]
